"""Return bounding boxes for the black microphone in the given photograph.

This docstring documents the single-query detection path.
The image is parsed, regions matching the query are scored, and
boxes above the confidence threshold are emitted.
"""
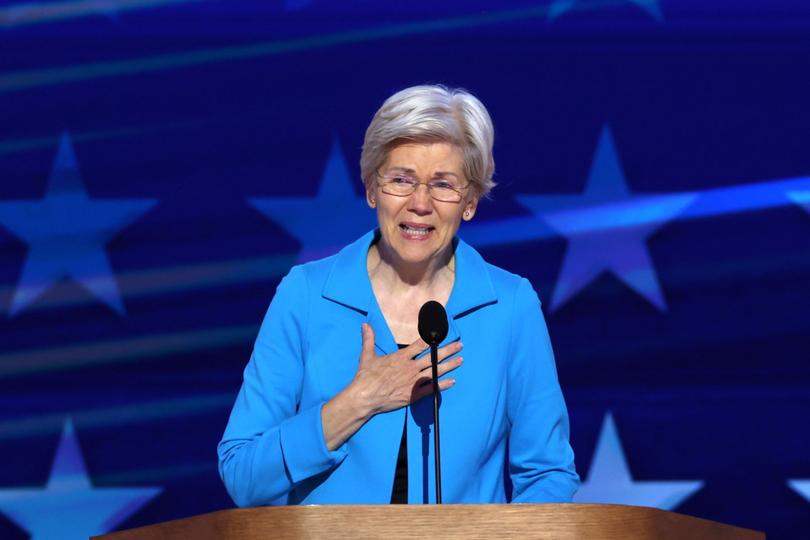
[418,300,449,346]
[418,300,448,504]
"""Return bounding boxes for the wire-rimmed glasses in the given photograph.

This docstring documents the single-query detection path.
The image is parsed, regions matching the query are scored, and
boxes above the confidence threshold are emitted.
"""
[376,171,470,203]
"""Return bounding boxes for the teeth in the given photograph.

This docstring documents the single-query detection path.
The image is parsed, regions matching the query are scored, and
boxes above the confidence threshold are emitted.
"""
[402,224,431,236]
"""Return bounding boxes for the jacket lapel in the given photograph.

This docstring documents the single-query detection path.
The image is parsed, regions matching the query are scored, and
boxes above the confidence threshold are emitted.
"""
[321,230,396,355]
[445,236,498,322]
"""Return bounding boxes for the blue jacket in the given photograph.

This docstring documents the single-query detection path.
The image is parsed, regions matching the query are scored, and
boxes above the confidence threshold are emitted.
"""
[218,230,579,505]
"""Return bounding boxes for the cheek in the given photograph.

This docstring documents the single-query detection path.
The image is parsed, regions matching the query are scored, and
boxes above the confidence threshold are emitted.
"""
[375,206,400,231]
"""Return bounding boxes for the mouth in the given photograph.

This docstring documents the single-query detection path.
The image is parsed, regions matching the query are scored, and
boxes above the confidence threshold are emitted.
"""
[399,223,435,239]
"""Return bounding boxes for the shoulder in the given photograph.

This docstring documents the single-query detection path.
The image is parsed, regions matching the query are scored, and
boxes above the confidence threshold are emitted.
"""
[482,259,523,290]
[486,261,541,310]
[276,230,374,296]
[286,253,339,289]
[457,238,539,308]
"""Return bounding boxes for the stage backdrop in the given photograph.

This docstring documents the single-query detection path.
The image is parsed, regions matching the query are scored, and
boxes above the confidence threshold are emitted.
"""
[1,1,809,538]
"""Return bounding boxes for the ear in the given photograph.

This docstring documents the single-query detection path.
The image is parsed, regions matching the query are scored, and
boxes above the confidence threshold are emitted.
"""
[366,187,376,209]
[462,196,479,221]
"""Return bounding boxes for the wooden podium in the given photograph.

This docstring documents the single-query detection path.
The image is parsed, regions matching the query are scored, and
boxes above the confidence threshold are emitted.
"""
[94,504,764,540]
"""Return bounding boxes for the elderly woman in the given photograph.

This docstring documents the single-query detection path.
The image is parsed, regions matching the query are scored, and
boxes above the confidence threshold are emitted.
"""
[218,85,579,505]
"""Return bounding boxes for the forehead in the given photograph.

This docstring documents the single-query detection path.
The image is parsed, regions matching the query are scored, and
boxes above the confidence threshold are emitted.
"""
[382,142,465,175]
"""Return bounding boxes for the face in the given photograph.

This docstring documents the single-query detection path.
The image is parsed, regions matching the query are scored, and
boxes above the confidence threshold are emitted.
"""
[367,142,478,268]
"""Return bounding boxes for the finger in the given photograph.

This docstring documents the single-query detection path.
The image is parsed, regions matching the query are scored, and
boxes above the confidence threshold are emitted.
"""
[438,340,463,360]
[418,354,463,375]
[410,377,457,402]
[437,356,463,376]
[360,323,376,362]
[402,337,428,355]
[415,341,463,369]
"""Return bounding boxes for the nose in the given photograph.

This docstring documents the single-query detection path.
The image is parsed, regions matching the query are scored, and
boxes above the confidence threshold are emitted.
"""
[407,182,433,215]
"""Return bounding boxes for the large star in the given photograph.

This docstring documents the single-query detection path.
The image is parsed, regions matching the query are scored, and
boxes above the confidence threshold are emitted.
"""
[249,138,375,262]
[515,126,697,312]
[788,479,810,504]
[573,413,703,509]
[0,132,156,316]
[0,420,161,539]
[548,0,663,22]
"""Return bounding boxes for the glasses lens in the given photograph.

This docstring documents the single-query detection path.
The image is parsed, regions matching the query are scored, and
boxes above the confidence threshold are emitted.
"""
[428,180,463,202]
[380,174,417,196]
[431,188,461,202]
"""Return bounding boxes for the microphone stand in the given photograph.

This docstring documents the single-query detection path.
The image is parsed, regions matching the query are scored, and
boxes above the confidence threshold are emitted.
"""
[418,300,448,505]
[429,339,442,504]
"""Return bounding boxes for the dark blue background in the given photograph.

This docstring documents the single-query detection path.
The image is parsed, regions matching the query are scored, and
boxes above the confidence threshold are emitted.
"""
[1,1,809,538]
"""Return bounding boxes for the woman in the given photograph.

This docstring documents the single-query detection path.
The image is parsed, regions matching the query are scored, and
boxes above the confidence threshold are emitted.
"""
[218,85,579,505]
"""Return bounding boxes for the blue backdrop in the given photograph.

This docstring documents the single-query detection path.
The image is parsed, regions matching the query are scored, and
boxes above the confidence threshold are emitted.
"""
[1,1,809,538]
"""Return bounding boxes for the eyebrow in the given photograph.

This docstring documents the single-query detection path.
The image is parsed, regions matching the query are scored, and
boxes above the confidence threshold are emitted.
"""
[386,166,460,178]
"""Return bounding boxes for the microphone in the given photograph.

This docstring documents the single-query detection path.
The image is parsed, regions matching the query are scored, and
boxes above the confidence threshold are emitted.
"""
[418,300,448,504]
[418,300,449,346]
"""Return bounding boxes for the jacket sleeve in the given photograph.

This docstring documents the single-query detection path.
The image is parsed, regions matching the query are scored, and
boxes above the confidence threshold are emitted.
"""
[507,278,580,503]
[217,265,348,507]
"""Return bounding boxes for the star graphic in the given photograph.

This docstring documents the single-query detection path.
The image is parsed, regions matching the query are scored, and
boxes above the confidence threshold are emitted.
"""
[0,132,156,316]
[573,413,703,509]
[249,137,375,262]
[788,479,810,504]
[515,126,697,312]
[0,420,161,539]
[548,0,663,22]
[788,191,810,214]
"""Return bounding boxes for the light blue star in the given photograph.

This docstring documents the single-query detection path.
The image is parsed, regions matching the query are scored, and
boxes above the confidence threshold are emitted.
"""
[573,413,703,509]
[548,0,663,22]
[249,138,375,263]
[788,191,810,214]
[0,420,161,540]
[0,132,156,316]
[515,126,697,312]
[788,479,810,503]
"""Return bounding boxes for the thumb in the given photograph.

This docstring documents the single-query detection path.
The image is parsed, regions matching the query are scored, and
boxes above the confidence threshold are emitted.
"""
[360,323,376,362]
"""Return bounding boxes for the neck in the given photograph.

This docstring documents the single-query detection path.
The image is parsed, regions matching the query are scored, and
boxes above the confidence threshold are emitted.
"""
[368,238,455,291]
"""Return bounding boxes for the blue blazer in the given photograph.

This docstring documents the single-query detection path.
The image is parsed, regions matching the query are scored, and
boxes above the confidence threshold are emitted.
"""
[218,230,579,505]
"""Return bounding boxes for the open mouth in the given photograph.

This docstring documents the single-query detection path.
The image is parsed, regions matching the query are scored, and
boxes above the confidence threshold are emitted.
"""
[399,223,435,237]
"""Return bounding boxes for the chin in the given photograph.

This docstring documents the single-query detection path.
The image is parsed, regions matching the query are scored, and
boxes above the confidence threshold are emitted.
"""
[380,225,453,265]
[395,239,449,265]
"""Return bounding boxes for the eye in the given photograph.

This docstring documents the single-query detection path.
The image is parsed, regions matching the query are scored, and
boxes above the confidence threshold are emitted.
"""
[430,179,456,190]
[390,175,416,185]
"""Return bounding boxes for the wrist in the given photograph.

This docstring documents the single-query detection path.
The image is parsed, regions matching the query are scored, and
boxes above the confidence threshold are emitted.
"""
[341,382,376,421]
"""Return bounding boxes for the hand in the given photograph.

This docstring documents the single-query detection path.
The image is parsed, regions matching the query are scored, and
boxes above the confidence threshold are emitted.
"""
[349,323,463,417]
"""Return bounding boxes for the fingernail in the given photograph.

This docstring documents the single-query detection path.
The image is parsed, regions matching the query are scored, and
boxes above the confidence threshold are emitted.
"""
[457,357,463,364]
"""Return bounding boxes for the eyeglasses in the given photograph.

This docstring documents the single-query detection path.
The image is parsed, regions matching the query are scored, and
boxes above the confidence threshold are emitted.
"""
[376,171,470,203]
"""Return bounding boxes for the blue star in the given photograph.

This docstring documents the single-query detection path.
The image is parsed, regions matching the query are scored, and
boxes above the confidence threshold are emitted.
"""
[788,479,810,504]
[788,191,810,214]
[0,420,161,539]
[249,138,375,263]
[0,132,156,316]
[573,413,703,509]
[548,0,663,22]
[515,126,697,312]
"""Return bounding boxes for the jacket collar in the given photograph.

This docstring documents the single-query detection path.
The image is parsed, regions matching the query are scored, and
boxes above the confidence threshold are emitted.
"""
[321,230,497,354]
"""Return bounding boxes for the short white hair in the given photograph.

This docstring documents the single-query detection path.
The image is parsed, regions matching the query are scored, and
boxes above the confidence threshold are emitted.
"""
[360,85,496,198]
